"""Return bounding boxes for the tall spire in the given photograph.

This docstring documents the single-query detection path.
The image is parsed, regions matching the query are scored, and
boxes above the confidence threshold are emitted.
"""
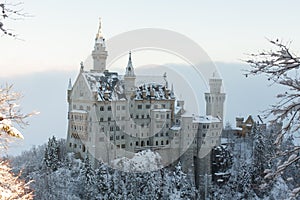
[68,78,72,90]
[91,17,107,73]
[125,51,135,77]
[96,17,103,40]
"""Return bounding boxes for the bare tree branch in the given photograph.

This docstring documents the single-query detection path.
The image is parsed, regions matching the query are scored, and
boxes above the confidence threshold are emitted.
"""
[245,39,300,197]
[0,1,30,38]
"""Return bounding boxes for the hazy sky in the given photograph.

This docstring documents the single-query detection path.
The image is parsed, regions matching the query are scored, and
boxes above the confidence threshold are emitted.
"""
[1,0,300,76]
[1,1,299,154]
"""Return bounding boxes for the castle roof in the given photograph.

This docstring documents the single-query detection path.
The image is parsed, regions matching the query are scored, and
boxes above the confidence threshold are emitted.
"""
[193,115,221,124]
[83,71,174,102]
[83,71,126,101]
[134,83,175,101]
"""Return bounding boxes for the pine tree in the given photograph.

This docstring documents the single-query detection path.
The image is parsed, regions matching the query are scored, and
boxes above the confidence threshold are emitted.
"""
[95,161,109,199]
[81,155,96,200]
[44,136,60,171]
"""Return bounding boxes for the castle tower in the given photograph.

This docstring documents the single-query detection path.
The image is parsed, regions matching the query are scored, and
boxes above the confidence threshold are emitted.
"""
[91,18,108,73]
[205,74,225,122]
[124,52,136,97]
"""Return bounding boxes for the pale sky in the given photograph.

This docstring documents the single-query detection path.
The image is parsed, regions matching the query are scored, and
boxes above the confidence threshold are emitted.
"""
[1,0,300,155]
[1,0,300,76]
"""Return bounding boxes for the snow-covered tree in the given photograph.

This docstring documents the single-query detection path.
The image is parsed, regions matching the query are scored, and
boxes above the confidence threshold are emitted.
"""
[95,161,109,199]
[44,136,60,171]
[0,84,37,199]
[246,39,300,196]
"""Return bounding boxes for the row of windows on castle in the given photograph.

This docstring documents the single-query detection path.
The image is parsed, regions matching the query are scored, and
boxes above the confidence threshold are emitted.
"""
[70,112,170,123]
[69,135,218,154]
[72,103,170,112]
[205,96,225,103]
[70,118,219,133]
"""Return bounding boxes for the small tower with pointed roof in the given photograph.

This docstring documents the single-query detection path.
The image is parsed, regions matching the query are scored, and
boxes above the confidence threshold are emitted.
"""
[124,51,136,98]
[91,18,108,73]
[205,72,226,124]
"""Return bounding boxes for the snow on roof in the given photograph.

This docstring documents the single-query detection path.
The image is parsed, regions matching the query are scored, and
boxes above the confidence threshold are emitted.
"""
[192,115,221,124]
[152,109,171,112]
[134,83,175,101]
[83,71,126,101]
[232,127,243,131]
[170,126,181,131]
[174,106,182,115]
[70,109,88,114]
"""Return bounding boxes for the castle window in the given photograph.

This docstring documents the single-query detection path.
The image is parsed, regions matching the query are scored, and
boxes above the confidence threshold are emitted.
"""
[161,141,164,145]
[166,114,170,119]
[116,135,120,140]
[74,144,77,148]
[108,106,111,111]
[137,105,142,109]
[82,145,86,152]
[203,125,206,129]
[100,106,104,111]
[147,140,149,145]
[166,132,169,136]
[130,143,132,146]
[110,136,113,140]
[160,132,164,137]
[130,114,133,118]
[110,126,114,131]
[69,143,72,147]
[166,140,169,145]
[156,141,158,146]
[100,118,103,122]
[141,141,145,146]
[141,124,144,128]
[162,104,165,108]
[146,104,151,109]
[166,124,169,128]
[155,133,159,137]
[121,144,125,148]
[161,114,165,119]
[203,134,206,137]
[147,115,150,118]
[122,105,126,110]
[121,135,124,139]
[108,117,111,121]
[141,115,144,119]
[136,115,139,119]
[136,141,139,146]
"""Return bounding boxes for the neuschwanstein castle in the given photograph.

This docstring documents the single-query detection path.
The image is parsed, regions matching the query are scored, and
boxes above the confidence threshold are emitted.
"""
[66,20,225,190]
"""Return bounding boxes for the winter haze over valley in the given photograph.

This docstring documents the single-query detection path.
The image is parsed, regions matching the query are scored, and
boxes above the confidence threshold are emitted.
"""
[1,0,300,199]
